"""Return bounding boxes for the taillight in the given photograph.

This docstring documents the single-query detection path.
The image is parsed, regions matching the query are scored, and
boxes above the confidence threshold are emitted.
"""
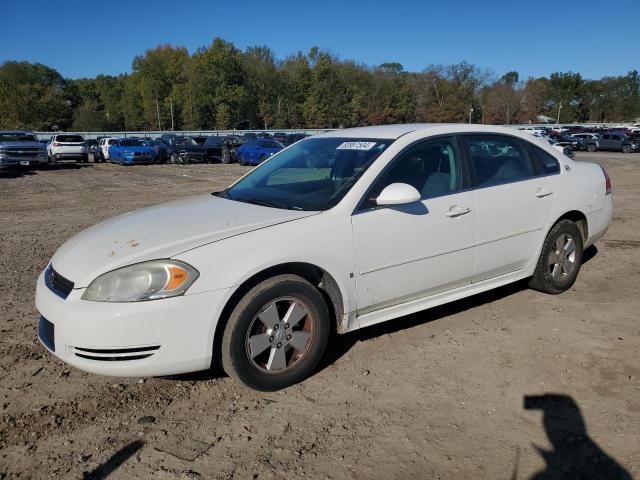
[601,165,611,195]
[53,142,61,147]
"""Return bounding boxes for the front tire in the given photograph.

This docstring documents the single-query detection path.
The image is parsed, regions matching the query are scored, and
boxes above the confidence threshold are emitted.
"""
[529,220,584,294]
[587,143,597,152]
[220,274,330,391]
[221,146,232,164]
[622,145,631,154]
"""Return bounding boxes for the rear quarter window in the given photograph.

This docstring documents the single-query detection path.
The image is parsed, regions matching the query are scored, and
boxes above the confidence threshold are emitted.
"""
[527,144,561,175]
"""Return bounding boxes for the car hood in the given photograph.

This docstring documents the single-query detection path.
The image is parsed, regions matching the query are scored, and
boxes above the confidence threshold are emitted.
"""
[51,195,317,287]
[120,146,155,153]
[0,141,43,148]
[174,145,204,152]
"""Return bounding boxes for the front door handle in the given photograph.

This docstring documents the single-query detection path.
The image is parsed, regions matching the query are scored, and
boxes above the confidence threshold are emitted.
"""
[446,205,471,217]
[534,187,554,198]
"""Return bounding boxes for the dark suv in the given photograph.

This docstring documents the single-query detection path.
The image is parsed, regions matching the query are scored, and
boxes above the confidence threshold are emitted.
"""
[598,133,638,153]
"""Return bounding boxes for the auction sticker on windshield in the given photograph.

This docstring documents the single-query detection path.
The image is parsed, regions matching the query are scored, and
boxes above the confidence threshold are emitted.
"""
[336,141,377,151]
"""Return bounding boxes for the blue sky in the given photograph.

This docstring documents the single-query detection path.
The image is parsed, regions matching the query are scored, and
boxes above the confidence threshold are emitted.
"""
[1,0,637,80]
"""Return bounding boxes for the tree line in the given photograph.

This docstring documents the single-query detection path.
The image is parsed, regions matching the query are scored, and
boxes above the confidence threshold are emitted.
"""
[1,37,639,132]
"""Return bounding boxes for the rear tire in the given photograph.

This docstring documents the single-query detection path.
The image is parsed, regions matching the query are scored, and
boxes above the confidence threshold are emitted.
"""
[529,220,584,294]
[220,274,330,391]
[622,145,631,154]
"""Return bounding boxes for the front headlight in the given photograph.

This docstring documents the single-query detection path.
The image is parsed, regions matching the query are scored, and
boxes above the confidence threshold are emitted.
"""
[82,260,199,302]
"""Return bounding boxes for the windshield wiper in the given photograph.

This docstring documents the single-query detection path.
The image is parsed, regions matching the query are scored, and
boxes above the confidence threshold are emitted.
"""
[234,197,293,210]
[212,189,230,198]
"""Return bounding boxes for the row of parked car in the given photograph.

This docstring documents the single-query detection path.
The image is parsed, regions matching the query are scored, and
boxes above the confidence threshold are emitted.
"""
[518,125,640,154]
[0,130,309,170]
[2,125,639,171]
[90,132,308,166]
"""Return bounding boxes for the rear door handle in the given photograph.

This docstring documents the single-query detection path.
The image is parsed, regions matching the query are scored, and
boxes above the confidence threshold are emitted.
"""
[446,205,471,217]
[534,188,554,198]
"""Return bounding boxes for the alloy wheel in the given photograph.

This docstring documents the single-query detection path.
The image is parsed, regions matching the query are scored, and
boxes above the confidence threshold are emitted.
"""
[548,233,577,280]
[245,296,314,374]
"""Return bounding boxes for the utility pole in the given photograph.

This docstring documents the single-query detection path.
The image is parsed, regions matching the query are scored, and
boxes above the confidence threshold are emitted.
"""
[170,96,174,131]
[469,107,474,124]
[155,97,162,131]
[556,101,562,124]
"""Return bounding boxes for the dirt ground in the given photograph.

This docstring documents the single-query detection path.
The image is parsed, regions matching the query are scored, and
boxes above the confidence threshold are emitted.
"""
[0,153,638,480]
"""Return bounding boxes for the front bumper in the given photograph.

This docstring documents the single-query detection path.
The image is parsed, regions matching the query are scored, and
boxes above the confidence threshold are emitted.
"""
[0,155,48,168]
[35,268,230,377]
[178,152,207,163]
[121,155,156,165]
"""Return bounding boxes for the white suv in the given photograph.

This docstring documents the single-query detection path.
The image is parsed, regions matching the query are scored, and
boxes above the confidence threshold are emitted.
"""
[47,134,88,163]
[100,138,118,161]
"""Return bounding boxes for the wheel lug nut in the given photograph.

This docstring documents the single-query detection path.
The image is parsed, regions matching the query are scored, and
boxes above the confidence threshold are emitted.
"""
[274,324,279,330]
[286,334,292,341]
[277,342,282,348]
[269,336,274,342]
[284,323,289,329]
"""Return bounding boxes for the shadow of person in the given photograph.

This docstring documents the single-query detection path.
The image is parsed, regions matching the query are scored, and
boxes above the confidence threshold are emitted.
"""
[524,394,632,480]
[83,440,144,480]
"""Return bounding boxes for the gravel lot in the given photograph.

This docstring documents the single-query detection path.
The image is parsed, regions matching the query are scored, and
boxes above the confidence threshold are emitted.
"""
[0,153,638,479]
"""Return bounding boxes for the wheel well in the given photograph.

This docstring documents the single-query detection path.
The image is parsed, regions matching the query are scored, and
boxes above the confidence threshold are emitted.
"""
[212,262,344,366]
[555,210,588,243]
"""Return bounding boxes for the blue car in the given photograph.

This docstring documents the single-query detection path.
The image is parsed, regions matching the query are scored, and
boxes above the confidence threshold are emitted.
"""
[236,139,283,166]
[108,138,158,165]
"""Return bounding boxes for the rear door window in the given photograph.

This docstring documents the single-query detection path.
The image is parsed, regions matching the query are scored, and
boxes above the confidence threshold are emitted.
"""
[462,135,535,187]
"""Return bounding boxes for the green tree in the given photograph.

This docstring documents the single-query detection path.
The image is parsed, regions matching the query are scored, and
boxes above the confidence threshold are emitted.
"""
[190,38,246,129]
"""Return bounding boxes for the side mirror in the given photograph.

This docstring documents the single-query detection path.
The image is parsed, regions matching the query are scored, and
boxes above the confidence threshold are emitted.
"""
[375,183,421,206]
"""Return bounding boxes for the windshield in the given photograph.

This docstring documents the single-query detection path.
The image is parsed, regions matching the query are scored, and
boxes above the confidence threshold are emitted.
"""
[120,139,145,147]
[172,137,197,146]
[0,133,38,142]
[224,137,393,211]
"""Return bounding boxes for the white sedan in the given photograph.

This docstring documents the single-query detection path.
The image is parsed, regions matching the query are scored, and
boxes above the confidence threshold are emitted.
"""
[36,124,612,390]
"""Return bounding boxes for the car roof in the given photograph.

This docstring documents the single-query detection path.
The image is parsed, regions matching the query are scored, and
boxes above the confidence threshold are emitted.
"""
[316,123,536,140]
